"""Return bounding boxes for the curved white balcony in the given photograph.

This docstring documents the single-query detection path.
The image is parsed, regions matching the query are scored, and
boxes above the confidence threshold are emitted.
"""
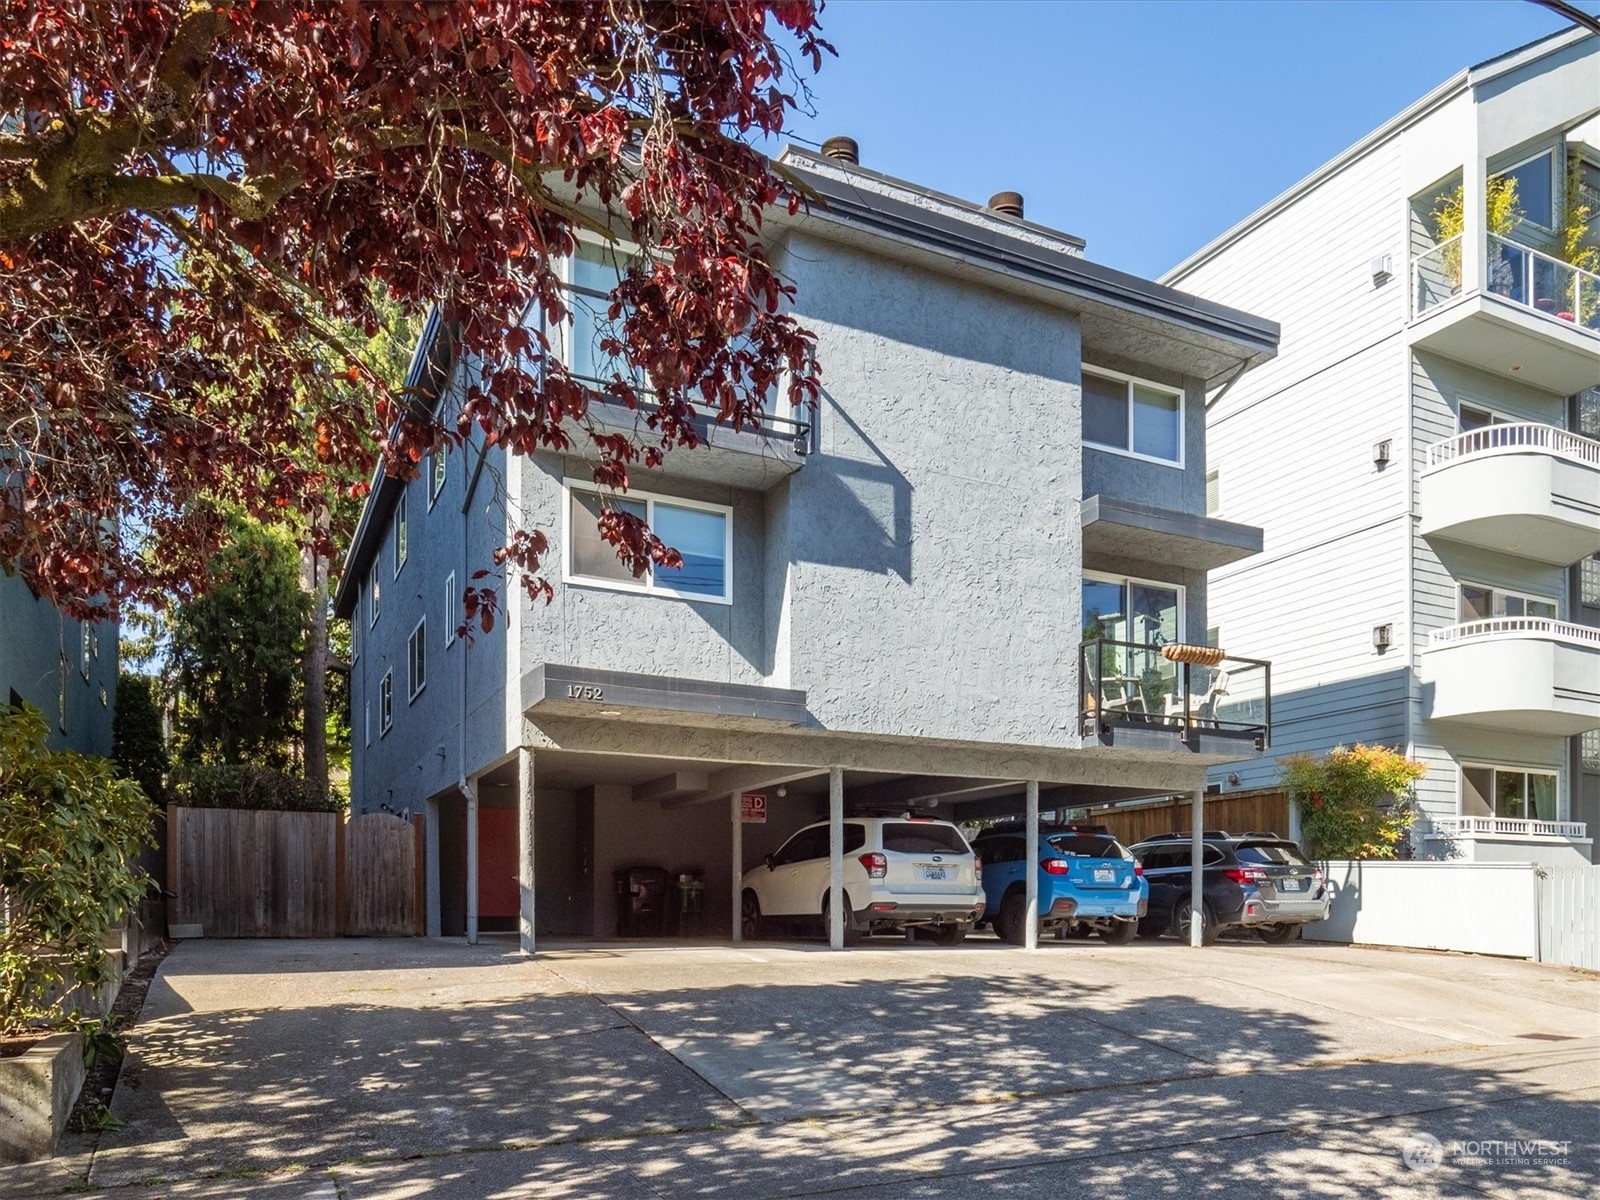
[1419,424,1600,566]
[1422,618,1600,735]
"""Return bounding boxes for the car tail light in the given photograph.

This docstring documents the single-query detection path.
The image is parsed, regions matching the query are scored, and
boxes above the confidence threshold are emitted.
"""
[859,852,887,879]
[1224,866,1267,884]
[974,856,983,884]
[1042,858,1071,875]
[1133,863,1144,876]
[1312,867,1325,885]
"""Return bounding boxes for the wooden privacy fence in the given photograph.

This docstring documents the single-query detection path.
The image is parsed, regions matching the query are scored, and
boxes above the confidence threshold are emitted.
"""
[1078,790,1290,846]
[167,806,424,938]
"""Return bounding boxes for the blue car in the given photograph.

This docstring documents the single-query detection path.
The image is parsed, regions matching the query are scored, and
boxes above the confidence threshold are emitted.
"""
[971,824,1148,944]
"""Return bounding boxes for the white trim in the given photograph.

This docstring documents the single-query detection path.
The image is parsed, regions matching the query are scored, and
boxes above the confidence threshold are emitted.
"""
[407,617,427,702]
[427,450,446,511]
[364,699,370,748]
[379,670,393,736]
[368,567,380,629]
[1431,815,1586,840]
[1428,616,1599,649]
[1082,364,1185,469]
[1082,570,1187,644]
[562,480,734,605]
[393,489,408,579]
[443,571,457,648]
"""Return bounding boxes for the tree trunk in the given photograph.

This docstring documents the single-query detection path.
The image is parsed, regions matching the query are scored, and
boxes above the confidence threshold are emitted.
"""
[302,546,329,797]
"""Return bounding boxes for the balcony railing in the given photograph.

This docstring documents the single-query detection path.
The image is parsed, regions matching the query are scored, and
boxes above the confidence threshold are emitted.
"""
[1413,232,1600,335]
[1079,639,1271,748]
[1424,422,1600,471]
[573,373,813,447]
[1431,816,1588,840]
[1428,617,1600,650]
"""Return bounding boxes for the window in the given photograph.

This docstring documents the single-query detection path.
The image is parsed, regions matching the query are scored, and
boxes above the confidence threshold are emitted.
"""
[428,450,446,509]
[564,483,732,603]
[563,241,644,385]
[351,619,359,665]
[379,671,393,735]
[369,567,381,628]
[1492,149,1556,231]
[771,826,829,866]
[364,699,371,748]
[407,618,426,701]
[1082,573,1183,646]
[90,627,99,660]
[393,491,408,578]
[1461,765,1558,820]
[1205,469,1220,517]
[1083,367,1184,466]
[1458,403,1506,432]
[1581,730,1600,772]
[444,571,457,647]
[99,685,108,708]
[1581,556,1600,608]
[1458,583,1556,622]
[882,823,970,855]
[80,624,91,679]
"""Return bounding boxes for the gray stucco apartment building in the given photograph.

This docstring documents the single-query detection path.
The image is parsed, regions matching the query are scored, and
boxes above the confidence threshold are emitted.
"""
[333,143,1281,948]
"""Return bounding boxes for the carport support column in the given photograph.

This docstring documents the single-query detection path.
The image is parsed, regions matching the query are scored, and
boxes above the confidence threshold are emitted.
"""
[518,746,536,955]
[730,791,744,944]
[1190,787,1204,948]
[1024,781,1040,951]
[828,766,845,951]
[465,778,479,946]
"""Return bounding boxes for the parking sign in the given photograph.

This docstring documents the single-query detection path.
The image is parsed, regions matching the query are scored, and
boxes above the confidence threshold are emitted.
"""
[740,793,767,823]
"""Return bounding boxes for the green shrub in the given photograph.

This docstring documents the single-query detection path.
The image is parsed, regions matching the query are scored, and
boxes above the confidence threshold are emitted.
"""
[167,763,343,813]
[0,704,152,1034]
[1279,744,1427,861]
[112,673,168,808]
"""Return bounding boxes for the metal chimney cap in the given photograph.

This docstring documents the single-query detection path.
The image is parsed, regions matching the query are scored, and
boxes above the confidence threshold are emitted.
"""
[821,136,859,165]
[987,191,1025,218]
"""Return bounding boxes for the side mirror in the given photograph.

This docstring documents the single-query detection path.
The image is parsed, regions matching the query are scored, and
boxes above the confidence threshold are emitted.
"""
[764,854,776,871]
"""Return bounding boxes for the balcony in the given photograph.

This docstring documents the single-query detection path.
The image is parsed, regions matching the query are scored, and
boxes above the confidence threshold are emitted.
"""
[578,380,813,491]
[1421,618,1600,735]
[1411,234,1600,396]
[1078,639,1270,762]
[1430,816,1587,840]
[1419,423,1600,565]
[1081,496,1263,571]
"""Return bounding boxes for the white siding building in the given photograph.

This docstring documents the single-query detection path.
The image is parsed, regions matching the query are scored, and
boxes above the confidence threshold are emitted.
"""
[1165,28,1600,866]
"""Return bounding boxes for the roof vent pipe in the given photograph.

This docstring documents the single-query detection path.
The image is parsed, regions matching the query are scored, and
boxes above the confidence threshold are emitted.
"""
[821,136,859,165]
[987,191,1024,219]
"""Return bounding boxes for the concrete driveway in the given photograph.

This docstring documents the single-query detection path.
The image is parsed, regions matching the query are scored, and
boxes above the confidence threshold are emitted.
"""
[6,935,1596,1199]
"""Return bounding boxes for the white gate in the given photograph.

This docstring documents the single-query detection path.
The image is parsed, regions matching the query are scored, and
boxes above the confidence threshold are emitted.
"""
[1537,865,1600,971]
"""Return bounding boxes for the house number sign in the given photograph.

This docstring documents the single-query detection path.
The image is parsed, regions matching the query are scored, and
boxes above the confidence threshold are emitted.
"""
[566,684,604,700]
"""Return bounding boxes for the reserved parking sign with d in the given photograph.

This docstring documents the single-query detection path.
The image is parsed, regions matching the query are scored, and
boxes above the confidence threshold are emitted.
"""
[740,793,767,823]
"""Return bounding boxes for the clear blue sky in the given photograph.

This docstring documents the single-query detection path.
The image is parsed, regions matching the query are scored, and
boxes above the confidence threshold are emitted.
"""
[775,1,1586,278]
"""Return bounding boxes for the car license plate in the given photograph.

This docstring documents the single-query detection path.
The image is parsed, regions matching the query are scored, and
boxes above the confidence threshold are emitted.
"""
[1093,868,1115,883]
[917,865,947,882]
[1279,878,1303,892]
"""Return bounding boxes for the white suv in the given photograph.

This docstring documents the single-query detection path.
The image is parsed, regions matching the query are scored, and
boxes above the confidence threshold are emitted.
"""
[740,816,985,946]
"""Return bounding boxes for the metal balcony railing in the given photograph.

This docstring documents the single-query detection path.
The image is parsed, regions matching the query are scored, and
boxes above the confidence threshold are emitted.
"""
[1079,639,1271,749]
[1427,617,1600,650]
[573,373,813,448]
[1412,231,1600,335]
[1424,422,1600,471]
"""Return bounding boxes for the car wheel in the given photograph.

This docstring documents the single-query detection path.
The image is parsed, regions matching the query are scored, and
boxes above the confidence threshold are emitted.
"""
[740,890,765,941]
[1172,899,1218,946]
[822,892,861,947]
[997,891,1028,945]
[1257,922,1303,944]
[1098,918,1139,945]
[928,923,967,946]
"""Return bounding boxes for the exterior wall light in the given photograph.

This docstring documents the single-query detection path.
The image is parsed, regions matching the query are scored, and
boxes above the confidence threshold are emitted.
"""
[1373,623,1393,652]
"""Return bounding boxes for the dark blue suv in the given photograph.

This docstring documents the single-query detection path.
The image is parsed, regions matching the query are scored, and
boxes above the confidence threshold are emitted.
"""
[971,824,1148,944]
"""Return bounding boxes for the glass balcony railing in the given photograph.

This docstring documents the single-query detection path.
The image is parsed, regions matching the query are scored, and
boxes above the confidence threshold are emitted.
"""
[1413,232,1600,335]
[1079,639,1271,749]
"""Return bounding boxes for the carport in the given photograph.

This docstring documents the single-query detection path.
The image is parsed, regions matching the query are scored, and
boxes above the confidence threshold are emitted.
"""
[429,660,1253,952]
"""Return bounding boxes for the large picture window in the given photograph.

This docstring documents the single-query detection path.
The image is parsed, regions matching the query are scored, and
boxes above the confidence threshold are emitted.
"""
[1461,765,1557,821]
[564,483,731,603]
[1492,149,1556,231]
[1458,583,1556,622]
[1083,367,1183,466]
[1082,573,1184,699]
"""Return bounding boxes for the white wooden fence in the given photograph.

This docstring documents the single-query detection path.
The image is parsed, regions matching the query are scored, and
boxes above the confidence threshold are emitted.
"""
[1305,860,1599,970]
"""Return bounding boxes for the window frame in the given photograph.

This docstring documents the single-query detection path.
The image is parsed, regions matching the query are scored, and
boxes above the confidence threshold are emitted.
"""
[1081,364,1186,469]
[428,449,446,510]
[393,490,408,579]
[407,617,427,702]
[557,234,646,387]
[1082,570,1187,645]
[444,571,457,648]
[80,624,91,680]
[369,566,381,629]
[562,480,734,605]
[1457,580,1559,623]
[1459,762,1560,820]
[379,671,393,736]
[1490,146,1558,235]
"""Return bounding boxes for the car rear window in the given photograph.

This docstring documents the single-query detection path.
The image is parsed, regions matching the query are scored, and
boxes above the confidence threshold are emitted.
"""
[1235,842,1311,867]
[1047,835,1126,859]
[882,822,970,855]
